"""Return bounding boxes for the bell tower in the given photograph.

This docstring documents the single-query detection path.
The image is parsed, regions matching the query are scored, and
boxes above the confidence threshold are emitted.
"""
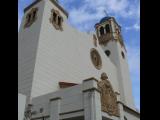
[95,16,135,109]
[18,0,68,103]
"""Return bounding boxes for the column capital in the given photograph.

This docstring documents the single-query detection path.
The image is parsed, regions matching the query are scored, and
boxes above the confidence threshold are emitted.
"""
[83,77,99,92]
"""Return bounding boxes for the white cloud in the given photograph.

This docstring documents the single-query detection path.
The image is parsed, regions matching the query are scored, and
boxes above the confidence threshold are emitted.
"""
[133,23,140,30]
[60,0,140,32]
[125,23,140,31]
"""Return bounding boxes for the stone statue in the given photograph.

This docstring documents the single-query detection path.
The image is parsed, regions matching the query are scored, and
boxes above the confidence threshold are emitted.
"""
[98,72,119,116]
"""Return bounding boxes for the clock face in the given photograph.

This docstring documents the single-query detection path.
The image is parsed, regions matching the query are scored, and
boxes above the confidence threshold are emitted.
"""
[90,48,102,70]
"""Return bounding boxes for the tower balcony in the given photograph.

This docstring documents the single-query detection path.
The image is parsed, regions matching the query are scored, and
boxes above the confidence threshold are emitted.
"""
[98,33,113,45]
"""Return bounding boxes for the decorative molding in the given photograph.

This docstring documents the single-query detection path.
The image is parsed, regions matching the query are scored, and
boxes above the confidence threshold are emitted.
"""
[24,0,41,13]
[82,87,101,93]
[59,82,78,88]
[31,115,50,120]
[49,0,68,18]
[83,77,98,82]
[117,102,140,117]
[50,97,61,101]
[59,109,84,115]
[98,72,120,117]
[50,9,63,31]
[93,34,97,47]
[24,0,69,18]
[90,48,102,70]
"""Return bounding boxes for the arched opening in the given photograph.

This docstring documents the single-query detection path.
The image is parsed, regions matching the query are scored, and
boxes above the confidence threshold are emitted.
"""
[121,51,125,59]
[32,10,37,20]
[24,8,38,28]
[105,50,111,57]
[58,16,62,26]
[105,24,110,33]
[100,27,104,36]
[53,12,57,22]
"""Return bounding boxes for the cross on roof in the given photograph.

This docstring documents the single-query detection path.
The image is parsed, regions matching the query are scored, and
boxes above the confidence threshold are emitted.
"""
[104,10,109,17]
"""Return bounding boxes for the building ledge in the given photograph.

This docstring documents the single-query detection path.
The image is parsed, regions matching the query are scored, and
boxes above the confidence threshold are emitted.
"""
[59,81,78,88]
[117,101,140,117]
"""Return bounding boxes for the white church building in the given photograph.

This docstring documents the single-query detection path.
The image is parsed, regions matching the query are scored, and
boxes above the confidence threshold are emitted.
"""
[18,0,140,120]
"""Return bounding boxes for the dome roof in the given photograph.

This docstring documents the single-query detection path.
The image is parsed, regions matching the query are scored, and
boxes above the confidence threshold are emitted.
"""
[99,16,111,23]
[94,16,112,28]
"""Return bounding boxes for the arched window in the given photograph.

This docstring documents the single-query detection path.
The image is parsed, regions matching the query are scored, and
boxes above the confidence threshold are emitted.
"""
[50,9,63,31]
[33,10,37,20]
[27,14,31,23]
[121,51,125,59]
[100,27,104,36]
[105,50,111,57]
[105,24,110,33]
[58,16,62,26]
[53,12,57,22]
[24,8,38,28]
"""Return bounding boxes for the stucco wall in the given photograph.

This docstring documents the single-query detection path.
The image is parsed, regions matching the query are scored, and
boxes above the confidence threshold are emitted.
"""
[31,0,119,98]
[116,43,135,109]
[124,109,140,120]
[18,93,26,120]
[18,0,135,111]
[18,0,45,100]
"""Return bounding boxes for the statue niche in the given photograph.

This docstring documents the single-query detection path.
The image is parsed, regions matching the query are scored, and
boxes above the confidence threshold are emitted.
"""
[98,72,119,116]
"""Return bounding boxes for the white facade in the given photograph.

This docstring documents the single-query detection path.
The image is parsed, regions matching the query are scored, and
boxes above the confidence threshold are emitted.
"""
[18,0,140,120]
[29,78,139,120]
[18,93,26,120]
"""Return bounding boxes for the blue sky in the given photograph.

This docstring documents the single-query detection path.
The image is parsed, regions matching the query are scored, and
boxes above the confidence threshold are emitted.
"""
[18,0,140,110]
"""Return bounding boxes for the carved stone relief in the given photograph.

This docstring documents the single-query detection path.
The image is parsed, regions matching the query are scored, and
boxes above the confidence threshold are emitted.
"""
[90,48,102,70]
[93,34,97,47]
[98,72,120,116]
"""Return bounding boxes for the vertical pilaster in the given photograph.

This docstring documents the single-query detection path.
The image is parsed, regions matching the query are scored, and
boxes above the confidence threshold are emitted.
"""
[50,97,61,120]
[83,78,102,120]
[116,92,124,120]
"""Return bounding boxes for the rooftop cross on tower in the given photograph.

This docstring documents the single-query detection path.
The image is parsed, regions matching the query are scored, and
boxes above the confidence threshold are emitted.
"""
[104,10,109,17]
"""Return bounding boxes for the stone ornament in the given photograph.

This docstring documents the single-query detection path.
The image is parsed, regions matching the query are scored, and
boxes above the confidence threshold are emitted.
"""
[90,48,102,70]
[50,9,63,31]
[93,34,97,47]
[24,8,38,28]
[98,33,113,45]
[98,72,120,116]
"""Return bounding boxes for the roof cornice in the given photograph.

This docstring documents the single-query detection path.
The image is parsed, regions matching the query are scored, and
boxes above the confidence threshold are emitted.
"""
[24,0,68,18]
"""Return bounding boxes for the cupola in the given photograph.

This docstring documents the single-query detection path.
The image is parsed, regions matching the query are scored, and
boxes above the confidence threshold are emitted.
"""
[95,16,126,50]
